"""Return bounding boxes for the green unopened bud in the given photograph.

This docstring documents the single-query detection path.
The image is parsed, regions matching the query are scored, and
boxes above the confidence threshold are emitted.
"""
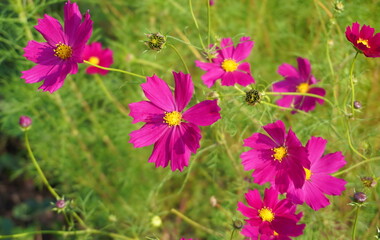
[245,90,261,106]
[232,219,243,230]
[145,33,166,51]
[334,1,344,12]
[151,215,162,227]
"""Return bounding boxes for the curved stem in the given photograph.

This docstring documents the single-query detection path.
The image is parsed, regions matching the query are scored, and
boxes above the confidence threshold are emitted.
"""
[188,0,206,50]
[333,157,380,177]
[168,44,190,73]
[264,91,334,107]
[349,52,359,117]
[25,131,60,200]
[352,206,360,240]
[84,60,146,79]
[345,120,368,161]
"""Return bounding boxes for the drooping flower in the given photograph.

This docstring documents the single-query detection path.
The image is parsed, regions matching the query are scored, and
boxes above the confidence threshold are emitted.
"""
[129,72,221,171]
[82,42,113,75]
[21,0,93,93]
[195,37,255,88]
[345,22,380,57]
[238,188,305,239]
[272,57,325,113]
[286,137,347,211]
[241,120,310,193]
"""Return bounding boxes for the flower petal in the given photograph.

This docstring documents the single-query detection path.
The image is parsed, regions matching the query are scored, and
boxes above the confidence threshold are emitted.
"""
[245,189,264,210]
[233,36,254,62]
[129,123,168,148]
[70,11,93,59]
[23,41,59,65]
[312,174,347,196]
[173,71,194,111]
[220,72,236,86]
[234,70,255,86]
[277,63,299,78]
[170,127,192,171]
[35,14,65,45]
[64,0,82,41]
[128,101,164,123]
[218,38,234,59]
[262,120,286,146]
[180,123,201,153]
[141,75,176,111]
[305,137,327,166]
[243,133,277,149]
[296,57,311,82]
[182,100,221,126]
[200,68,224,88]
[312,151,346,174]
[303,181,330,211]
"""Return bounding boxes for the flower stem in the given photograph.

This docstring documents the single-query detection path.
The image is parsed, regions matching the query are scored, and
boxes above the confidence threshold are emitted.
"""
[352,206,360,240]
[24,131,60,200]
[83,60,146,79]
[188,0,206,50]
[349,52,359,117]
[263,91,334,107]
[230,229,236,240]
[170,208,220,236]
[207,0,211,47]
[168,44,190,73]
[332,157,380,177]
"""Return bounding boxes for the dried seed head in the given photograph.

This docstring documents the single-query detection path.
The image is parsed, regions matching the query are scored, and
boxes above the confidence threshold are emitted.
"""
[145,32,166,51]
[245,90,261,106]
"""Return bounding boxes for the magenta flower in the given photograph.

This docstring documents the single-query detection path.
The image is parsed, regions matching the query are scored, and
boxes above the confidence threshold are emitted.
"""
[241,120,310,193]
[195,37,255,87]
[129,72,221,171]
[345,22,380,57]
[83,42,113,75]
[21,0,93,93]
[272,57,325,113]
[238,188,305,238]
[286,137,347,211]
[19,116,32,128]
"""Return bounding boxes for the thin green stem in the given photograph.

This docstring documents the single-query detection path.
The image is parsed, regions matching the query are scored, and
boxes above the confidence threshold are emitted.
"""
[170,208,220,236]
[349,52,359,117]
[230,229,236,240]
[84,60,146,79]
[333,157,380,177]
[168,44,190,73]
[24,131,60,200]
[166,35,203,50]
[207,0,211,47]
[264,91,334,107]
[345,120,368,161]
[352,206,360,240]
[188,0,206,50]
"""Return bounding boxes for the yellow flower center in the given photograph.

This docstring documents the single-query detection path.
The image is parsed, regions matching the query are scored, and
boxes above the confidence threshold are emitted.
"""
[304,168,312,181]
[258,207,275,222]
[54,43,72,60]
[357,38,370,48]
[163,111,182,127]
[273,231,279,236]
[272,146,287,162]
[89,56,100,65]
[297,83,309,93]
[221,59,239,72]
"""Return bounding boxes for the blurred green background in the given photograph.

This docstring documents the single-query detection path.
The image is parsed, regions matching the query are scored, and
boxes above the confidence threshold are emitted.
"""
[0,0,379,239]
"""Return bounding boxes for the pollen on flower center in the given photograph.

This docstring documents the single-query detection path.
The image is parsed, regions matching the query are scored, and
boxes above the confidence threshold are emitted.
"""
[221,59,239,72]
[272,146,287,162]
[304,168,312,181]
[297,83,309,93]
[273,231,279,236]
[163,111,182,127]
[89,56,100,65]
[357,38,370,48]
[54,43,73,60]
[258,207,275,222]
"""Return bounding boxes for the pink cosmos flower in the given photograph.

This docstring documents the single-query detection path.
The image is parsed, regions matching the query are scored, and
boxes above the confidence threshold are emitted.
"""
[286,137,347,211]
[345,22,380,57]
[272,57,325,113]
[83,42,113,75]
[238,188,305,238]
[21,1,93,93]
[129,72,221,171]
[241,120,310,193]
[195,37,255,87]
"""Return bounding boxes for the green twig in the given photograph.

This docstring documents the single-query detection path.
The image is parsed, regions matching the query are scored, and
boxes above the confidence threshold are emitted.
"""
[349,52,359,117]
[168,44,190,73]
[264,91,334,107]
[84,60,146,79]
[352,206,360,240]
[333,157,380,177]
[188,0,206,50]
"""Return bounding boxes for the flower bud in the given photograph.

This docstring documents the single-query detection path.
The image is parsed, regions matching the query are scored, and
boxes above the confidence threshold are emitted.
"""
[56,199,66,209]
[232,219,243,230]
[353,192,367,203]
[334,1,344,12]
[245,90,261,106]
[19,116,32,129]
[210,196,218,207]
[353,101,362,109]
[151,215,162,227]
[361,177,377,188]
[145,33,166,51]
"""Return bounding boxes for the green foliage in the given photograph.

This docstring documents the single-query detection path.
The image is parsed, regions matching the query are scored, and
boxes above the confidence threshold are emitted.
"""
[0,0,379,239]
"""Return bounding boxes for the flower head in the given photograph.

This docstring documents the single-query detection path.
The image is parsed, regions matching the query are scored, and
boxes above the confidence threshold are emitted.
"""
[272,57,325,113]
[19,115,32,129]
[195,37,255,87]
[286,137,347,211]
[345,22,380,57]
[129,72,221,171]
[145,32,166,51]
[241,120,310,193]
[83,42,113,75]
[21,1,93,93]
[238,188,305,239]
